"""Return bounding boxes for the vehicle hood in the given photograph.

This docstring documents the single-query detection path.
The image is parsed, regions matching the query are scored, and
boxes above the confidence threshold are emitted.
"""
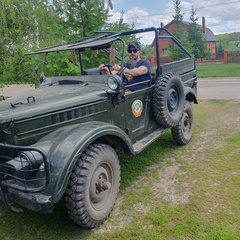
[0,82,107,123]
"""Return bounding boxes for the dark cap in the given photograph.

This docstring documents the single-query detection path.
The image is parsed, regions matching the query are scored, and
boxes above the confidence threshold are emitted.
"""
[127,41,141,50]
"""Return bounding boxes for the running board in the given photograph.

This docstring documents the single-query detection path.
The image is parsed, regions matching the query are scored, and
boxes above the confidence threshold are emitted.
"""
[133,128,168,154]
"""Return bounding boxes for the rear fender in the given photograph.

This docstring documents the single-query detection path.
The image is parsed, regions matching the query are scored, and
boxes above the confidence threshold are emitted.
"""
[184,86,198,104]
[34,122,133,202]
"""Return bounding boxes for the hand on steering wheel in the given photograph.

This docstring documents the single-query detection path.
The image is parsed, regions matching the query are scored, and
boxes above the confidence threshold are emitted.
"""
[103,64,112,75]
[99,64,112,75]
[99,63,128,85]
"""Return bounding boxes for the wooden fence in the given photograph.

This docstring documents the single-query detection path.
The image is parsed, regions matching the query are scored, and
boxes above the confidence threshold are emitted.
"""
[227,51,240,63]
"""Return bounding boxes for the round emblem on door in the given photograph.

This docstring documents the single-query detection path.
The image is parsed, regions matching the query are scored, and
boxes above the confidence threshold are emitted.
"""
[132,100,143,117]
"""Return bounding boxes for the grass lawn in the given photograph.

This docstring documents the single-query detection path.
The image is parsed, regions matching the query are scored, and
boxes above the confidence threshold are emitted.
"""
[197,63,240,78]
[1,100,240,239]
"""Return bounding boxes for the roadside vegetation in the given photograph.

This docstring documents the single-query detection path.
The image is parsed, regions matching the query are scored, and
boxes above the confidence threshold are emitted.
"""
[1,99,240,240]
[217,32,240,52]
[197,63,240,78]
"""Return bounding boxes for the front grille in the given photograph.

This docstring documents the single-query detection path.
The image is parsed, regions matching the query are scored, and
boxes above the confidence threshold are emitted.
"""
[0,144,50,193]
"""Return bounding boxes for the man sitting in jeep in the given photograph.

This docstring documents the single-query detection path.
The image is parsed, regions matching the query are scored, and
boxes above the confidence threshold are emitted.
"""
[99,41,151,91]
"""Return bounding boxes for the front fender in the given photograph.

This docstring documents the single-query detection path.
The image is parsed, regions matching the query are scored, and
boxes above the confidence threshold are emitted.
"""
[34,122,134,202]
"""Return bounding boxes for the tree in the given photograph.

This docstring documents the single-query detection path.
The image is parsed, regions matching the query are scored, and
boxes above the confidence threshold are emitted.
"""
[217,41,224,53]
[53,0,113,40]
[141,44,154,60]
[168,0,192,60]
[103,12,136,59]
[46,0,114,71]
[172,0,184,25]
[187,7,210,58]
[104,11,134,32]
[0,0,65,84]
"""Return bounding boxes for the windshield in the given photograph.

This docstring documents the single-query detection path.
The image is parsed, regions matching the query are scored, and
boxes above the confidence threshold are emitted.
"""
[39,38,125,78]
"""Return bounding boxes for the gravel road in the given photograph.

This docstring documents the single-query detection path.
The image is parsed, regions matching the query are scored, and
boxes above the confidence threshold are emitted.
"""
[198,77,240,100]
[1,77,240,100]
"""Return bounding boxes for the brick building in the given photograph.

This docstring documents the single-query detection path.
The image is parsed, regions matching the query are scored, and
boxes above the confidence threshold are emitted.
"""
[154,17,217,60]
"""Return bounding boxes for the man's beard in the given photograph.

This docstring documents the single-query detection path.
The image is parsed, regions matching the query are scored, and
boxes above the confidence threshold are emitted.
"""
[130,55,138,61]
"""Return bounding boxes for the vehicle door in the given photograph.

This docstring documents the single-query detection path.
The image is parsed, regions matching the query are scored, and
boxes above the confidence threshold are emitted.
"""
[123,87,153,142]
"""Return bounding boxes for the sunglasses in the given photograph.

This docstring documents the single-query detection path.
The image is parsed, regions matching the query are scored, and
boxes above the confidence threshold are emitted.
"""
[127,49,138,53]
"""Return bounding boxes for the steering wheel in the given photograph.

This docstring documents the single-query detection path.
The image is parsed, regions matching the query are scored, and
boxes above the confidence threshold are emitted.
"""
[103,64,112,75]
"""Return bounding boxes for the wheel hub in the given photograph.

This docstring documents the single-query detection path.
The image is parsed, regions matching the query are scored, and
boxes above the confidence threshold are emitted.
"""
[95,175,111,193]
[90,165,112,205]
[168,87,179,113]
[183,114,190,134]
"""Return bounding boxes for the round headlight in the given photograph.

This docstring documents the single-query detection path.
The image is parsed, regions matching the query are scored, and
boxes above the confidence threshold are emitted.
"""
[107,76,119,90]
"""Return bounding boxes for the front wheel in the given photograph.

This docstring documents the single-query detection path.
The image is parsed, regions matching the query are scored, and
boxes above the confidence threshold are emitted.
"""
[171,101,194,145]
[65,143,120,229]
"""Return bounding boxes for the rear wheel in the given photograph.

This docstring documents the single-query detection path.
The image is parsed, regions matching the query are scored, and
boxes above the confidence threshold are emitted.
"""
[171,101,194,145]
[65,143,120,229]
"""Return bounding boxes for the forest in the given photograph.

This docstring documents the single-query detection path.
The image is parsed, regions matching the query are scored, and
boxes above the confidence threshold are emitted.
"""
[217,32,240,41]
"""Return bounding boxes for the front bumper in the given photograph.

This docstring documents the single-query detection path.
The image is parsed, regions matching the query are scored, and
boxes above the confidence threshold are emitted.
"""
[0,187,53,213]
[0,143,51,213]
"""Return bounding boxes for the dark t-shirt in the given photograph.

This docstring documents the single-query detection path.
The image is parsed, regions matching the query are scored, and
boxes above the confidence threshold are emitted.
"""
[125,59,151,91]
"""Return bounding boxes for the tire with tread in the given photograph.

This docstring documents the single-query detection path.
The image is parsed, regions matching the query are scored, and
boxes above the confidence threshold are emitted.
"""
[65,143,120,229]
[171,100,194,145]
[152,72,185,127]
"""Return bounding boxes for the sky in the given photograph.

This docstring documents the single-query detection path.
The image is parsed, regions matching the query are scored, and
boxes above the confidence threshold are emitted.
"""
[108,0,240,44]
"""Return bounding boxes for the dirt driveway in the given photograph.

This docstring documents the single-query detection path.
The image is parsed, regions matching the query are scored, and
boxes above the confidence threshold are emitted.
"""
[1,77,240,99]
[0,84,35,97]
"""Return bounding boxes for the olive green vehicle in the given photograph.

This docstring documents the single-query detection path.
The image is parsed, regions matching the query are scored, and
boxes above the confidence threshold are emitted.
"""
[0,27,197,228]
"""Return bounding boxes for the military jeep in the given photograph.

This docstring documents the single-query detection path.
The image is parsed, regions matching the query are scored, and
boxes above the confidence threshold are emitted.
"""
[0,27,197,228]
